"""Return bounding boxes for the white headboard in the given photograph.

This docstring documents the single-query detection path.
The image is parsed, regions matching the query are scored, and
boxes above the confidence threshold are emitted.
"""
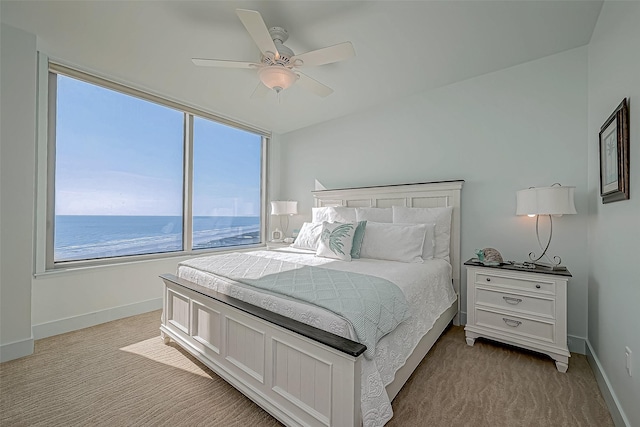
[312,180,464,324]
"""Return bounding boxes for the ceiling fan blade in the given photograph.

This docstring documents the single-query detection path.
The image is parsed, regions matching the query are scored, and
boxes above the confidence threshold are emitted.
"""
[292,42,355,67]
[296,72,333,97]
[250,82,270,99]
[236,9,279,59]
[192,58,260,69]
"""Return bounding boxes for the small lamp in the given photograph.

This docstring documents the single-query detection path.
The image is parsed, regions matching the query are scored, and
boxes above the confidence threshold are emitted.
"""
[516,183,576,270]
[270,201,298,242]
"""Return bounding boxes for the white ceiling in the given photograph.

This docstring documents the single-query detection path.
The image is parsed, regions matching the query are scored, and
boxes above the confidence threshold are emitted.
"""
[1,0,603,134]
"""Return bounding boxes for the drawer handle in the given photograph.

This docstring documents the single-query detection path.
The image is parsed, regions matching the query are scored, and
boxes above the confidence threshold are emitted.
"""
[536,284,541,289]
[486,277,491,282]
[502,318,522,327]
[503,296,523,305]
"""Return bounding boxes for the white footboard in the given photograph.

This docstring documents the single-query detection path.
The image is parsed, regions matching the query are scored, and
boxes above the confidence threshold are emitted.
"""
[160,274,365,427]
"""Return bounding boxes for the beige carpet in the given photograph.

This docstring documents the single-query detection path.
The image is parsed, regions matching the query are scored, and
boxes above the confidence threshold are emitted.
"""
[0,310,613,427]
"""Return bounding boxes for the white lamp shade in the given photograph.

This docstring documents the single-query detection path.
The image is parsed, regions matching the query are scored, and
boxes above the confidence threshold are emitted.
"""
[516,186,577,216]
[270,201,298,215]
[258,67,297,91]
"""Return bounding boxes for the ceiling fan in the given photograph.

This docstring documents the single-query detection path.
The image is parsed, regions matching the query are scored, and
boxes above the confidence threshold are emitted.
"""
[192,9,355,98]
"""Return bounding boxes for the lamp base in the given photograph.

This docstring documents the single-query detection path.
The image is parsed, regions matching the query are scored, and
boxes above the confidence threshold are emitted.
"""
[512,262,537,269]
[533,261,568,271]
[512,261,567,271]
[271,228,283,242]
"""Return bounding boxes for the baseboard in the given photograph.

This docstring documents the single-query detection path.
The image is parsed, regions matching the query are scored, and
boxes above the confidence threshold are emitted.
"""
[567,334,586,354]
[0,336,34,362]
[32,298,163,340]
[586,340,630,427]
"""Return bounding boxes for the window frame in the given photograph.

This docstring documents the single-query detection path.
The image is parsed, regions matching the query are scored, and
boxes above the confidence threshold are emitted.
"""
[36,56,270,272]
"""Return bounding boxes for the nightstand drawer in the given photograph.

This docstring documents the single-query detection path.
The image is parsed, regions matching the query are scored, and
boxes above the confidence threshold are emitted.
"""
[475,308,554,343]
[476,273,555,295]
[475,288,555,319]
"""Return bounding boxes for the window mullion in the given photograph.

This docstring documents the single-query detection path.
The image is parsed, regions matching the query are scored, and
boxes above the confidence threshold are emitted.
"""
[45,71,57,270]
[183,113,194,253]
[261,136,268,245]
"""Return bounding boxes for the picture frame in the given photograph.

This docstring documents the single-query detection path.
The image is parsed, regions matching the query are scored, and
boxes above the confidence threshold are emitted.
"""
[599,98,630,204]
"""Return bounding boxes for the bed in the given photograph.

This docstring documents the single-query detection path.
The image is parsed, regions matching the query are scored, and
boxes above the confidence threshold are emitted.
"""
[160,181,463,426]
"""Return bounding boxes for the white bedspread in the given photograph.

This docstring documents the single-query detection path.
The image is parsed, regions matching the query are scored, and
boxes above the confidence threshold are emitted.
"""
[177,247,456,427]
[179,252,409,360]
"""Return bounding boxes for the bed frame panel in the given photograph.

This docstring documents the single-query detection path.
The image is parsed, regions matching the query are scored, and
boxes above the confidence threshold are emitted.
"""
[161,275,362,427]
[160,181,463,426]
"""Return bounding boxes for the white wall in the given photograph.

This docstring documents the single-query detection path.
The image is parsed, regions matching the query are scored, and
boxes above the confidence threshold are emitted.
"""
[587,2,640,426]
[32,259,174,339]
[279,47,590,349]
[0,24,37,361]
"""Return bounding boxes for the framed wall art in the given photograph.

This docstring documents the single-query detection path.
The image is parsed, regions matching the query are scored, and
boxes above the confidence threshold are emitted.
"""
[599,98,630,204]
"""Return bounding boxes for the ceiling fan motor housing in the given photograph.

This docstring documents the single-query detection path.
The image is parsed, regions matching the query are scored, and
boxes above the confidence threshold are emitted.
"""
[264,27,294,65]
[268,26,289,43]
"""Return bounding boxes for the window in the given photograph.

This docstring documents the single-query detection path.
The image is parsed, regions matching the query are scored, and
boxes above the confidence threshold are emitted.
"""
[192,117,262,250]
[46,63,266,267]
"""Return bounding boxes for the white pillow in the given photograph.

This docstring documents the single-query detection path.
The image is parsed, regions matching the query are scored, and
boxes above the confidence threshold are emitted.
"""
[316,221,357,261]
[394,222,436,260]
[359,222,426,263]
[422,223,436,260]
[392,206,453,261]
[290,222,323,251]
[355,207,393,223]
[312,206,357,223]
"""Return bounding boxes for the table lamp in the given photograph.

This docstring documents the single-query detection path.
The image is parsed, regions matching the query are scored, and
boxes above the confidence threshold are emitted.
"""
[270,201,298,242]
[516,183,576,270]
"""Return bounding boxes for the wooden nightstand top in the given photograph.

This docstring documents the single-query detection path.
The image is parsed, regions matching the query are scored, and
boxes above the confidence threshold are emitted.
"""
[464,259,572,277]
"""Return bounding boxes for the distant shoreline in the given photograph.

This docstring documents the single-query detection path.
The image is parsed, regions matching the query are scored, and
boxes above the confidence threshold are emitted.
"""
[54,215,261,262]
[55,214,260,218]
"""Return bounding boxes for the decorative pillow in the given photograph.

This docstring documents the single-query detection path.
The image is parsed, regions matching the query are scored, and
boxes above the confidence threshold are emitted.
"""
[316,221,357,261]
[312,206,357,223]
[355,207,393,223]
[290,222,323,251]
[359,222,426,263]
[392,206,453,261]
[350,221,367,259]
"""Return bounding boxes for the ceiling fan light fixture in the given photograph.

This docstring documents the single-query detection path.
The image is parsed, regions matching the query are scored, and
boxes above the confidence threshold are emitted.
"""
[258,66,297,92]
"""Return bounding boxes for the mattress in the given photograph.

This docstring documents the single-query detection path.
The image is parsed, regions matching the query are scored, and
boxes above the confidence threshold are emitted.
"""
[177,247,456,427]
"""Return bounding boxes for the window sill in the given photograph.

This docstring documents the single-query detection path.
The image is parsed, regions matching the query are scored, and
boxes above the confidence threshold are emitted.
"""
[33,244,267,278]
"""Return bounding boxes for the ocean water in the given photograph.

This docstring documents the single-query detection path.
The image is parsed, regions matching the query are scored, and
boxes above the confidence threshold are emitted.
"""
[54,215,261,262]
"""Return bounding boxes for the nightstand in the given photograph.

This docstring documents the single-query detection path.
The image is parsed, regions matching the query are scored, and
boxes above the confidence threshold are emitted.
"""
[464,259,572,372]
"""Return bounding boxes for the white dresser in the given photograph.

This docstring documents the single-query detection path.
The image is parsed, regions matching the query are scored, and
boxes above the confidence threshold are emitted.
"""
[464,260,571,372]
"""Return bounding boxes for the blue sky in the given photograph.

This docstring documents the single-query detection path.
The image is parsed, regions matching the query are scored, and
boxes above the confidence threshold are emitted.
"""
[55,75,261,216]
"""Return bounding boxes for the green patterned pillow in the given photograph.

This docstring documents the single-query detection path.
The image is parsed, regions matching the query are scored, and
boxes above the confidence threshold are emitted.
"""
[316,221,357,261]
[350,220,367,259]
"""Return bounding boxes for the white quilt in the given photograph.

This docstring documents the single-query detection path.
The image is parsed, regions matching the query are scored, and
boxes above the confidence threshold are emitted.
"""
[177,247,456,427]
[179,252,409,360]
